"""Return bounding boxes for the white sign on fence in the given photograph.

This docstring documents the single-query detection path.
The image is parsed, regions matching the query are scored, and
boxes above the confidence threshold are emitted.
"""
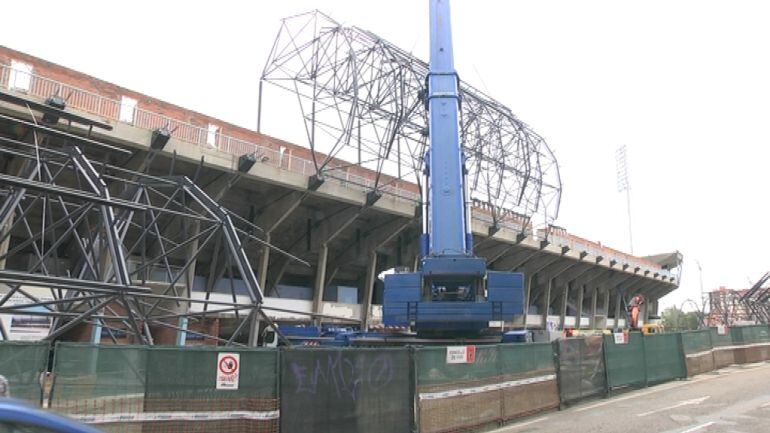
[216,353,240,390]
[613,332,628,344]
[446,345,476,364]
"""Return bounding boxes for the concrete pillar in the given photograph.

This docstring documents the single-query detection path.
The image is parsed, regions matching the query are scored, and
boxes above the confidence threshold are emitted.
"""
[361,251,378,330]
[523,274,535,328]
[601,288,610,329]
[541,278,552,328]
[576,284,585,329]
[559,282,570,329]
[614,292,623,330]
[589,287,598,329]
[176,317,188,346]
[248,315,261,346]
[258,242,270,292]
[312,244,329,316]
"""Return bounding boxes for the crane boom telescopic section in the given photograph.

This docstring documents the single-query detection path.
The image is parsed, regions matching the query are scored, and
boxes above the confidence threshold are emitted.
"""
[383,0,525,336]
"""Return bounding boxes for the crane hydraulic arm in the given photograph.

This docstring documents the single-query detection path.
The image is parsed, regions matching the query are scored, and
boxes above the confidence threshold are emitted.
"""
[382,0,524,336]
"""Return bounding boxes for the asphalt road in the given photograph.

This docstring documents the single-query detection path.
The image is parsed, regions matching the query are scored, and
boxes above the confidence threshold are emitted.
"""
[495,362,770,433]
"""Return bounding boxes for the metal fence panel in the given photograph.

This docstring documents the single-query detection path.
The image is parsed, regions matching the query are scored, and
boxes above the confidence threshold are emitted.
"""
[0,341,49,404]
[555,336,606,404]
[603,332,646,389]
[643,334,685,384]
[280,347,412,433]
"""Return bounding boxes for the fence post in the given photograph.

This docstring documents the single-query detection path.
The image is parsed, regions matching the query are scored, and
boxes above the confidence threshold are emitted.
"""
[601,335,611,398]
[552,340,564,410]
[640,333,648,387]
[675,332,687,379]
[410,346,419,433]
[496,344,503,427]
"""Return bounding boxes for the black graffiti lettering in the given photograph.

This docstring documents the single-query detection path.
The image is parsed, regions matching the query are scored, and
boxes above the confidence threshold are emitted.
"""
[289,352,395,402]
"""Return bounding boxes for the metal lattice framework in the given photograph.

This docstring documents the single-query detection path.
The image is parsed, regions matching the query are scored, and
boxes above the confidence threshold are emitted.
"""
[258,10,561,229]
[708,273,770,326]
[0,101,314,346]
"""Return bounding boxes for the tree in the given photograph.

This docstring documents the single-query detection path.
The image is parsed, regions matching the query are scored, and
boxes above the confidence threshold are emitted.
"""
[661,306,701,331]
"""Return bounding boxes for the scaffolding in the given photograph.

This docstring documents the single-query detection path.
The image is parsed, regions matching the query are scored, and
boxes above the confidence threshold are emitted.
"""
[258,10,562,231]
[0,91,307,346]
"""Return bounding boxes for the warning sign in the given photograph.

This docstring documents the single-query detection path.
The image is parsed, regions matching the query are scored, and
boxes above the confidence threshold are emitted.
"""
[613,332,628,345]
[216,353,240,390]
[446,345,476,364]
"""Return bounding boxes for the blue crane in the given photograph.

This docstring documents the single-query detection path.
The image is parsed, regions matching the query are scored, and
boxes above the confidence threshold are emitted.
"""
[383,0,524,336]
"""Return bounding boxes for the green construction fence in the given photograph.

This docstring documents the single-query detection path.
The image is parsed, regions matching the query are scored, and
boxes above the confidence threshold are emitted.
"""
[0,341,49,405]
[48,343,279,433]
[602,332,646,390]
[415,343,558,433]
[680,329,715,376]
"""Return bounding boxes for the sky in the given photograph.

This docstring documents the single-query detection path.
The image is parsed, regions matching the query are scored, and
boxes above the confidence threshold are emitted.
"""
[3,0,769,312]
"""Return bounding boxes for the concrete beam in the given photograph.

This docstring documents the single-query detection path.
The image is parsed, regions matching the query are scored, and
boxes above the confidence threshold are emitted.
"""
[589,287,598,328]
[521,273,537,327]
[559,281,570,328]
[325,217,414,287]
[361,251,378,329]
[492,248,534,270]
[554,263,596,288]
[541,278,553,328]
[256,190,307,234]
[576,283,585,328]
[312,206,366,313]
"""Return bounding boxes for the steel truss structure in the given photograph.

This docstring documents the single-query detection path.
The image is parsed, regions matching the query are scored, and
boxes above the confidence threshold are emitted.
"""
[0,99,308,346]
[259,10,562,230]
[708,273,770,325]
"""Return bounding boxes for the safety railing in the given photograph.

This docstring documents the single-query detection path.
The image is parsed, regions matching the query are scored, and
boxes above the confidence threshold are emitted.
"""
[0,63,419,203]
[0,63,672,276]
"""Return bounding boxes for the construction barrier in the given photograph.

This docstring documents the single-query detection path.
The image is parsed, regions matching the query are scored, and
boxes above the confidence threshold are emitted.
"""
[50,343,147,433]
[499,343,559,421]
[642,333,686,384]
[280,347,412,433]
[710,327,736,368]
[681,330,715,377]
[143,346,279,433]
[0,341,49,404]
[555,336,606,405]
[5,325,770,433]
[732,325,770,364]
[415,343,558,433]
[49,343,279,433]
[603,332,647,390]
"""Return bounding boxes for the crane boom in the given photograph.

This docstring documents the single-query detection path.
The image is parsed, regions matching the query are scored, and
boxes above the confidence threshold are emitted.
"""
[382,0,525,336]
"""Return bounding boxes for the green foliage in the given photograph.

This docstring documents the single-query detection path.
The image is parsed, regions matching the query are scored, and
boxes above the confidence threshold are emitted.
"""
[661,306,701,331]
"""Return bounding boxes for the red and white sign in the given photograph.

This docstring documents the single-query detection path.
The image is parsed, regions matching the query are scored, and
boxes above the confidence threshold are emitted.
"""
[717,325,728,336]
[446,345,476,364]
[613,332,629,345]
[216,353,240,390]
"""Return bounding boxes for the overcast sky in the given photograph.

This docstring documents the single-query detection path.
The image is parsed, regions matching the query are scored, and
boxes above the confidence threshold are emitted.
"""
[3,0,769,312]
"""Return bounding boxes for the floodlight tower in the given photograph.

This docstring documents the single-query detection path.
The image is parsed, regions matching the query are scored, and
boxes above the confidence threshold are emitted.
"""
[616,145,634,254]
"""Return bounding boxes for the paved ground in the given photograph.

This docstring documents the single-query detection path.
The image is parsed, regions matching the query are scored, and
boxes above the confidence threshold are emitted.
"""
[495,362,770,433]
